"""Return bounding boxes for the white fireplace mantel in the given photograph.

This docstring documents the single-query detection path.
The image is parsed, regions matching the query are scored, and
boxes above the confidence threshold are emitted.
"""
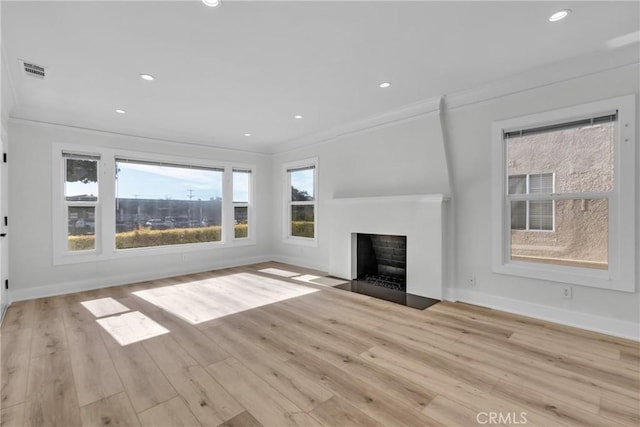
[326,194,449,300]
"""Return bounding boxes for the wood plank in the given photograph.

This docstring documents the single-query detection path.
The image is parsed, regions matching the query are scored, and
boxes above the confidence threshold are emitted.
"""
[60,292,104,330]
[30,298,67,359]
[286,351,441,427]
[308,396,383,427]
[137,306,230,366]
[449,333,603,414]
[240,305,371,357]
[204,323,333,412]
[99,329,177,413]
[138,397,201,427]
[213,316,298,362]
[79,392,140,427]
[207,357,322,427]
[217,411,264,427]
[66,324,124,407]
[434,301,640,352]
[424,395,504,427]
[1,328,32,408]
[491,380,622,427]
[280,296,462,350]
[620,349,640,365]
[284,338,437,411]
[24,351,82,427]
[509,331,637,374]
[0,403,24,427]
[144,335,244,426]
[0,300,35,332]
[599,397,640,427]
[467,328,639,399]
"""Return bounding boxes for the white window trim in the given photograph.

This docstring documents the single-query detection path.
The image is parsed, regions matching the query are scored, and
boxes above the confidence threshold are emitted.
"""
[492,94,636,292]
[52,144,256,265]
[230,167,255,243]
[283,157,318,247]
[53,148,103,262]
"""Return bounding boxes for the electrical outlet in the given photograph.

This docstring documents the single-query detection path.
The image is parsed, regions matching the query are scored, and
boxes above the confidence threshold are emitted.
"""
[468,274,476,287]
[562,286,572,299]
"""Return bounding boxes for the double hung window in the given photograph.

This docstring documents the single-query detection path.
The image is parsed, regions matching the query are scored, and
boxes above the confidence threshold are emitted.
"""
[284,159,317,243]
[232,169,251,239]
[492,94,636,291]
[64,152,100,252]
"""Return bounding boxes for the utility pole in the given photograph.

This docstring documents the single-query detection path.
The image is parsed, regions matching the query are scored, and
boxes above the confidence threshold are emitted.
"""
[187,189,194,200]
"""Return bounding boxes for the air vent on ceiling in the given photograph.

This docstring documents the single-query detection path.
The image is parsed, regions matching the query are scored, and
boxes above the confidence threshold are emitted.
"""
[20,60,46,79]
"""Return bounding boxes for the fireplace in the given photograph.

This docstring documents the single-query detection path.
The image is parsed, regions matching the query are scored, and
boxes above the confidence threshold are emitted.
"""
[356,233,406,291]
[327,194,448,300]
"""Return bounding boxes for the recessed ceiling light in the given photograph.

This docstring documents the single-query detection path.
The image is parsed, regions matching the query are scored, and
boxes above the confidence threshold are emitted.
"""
[379,82,391,88]
[202,0,221,7]
[139,73,155,81]
[294,115,304,119]
[244,133,251,137]
[549,9,571,22]
[115,109,126,114]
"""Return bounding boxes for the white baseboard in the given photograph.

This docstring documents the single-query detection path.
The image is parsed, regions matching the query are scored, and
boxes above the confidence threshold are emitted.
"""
[444,287,640,342]
[270,255,329,273]
[9,255,272,302]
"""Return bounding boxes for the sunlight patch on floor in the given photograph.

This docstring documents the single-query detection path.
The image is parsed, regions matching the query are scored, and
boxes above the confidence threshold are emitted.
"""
[292,274,349,287]
[132,272,319,325]
[96,311,169,346]
[81,297,131,318]
[258,268,301,278]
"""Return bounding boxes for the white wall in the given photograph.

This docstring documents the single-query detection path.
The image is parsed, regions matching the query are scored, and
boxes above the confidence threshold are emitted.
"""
[271,113,450,270]
[7,120,273,300]
[444,64,639,336]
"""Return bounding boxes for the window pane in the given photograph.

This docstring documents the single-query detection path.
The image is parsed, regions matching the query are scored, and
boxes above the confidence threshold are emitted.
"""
[68,206,95,251]
[65,158,98,201]
[115,161,222,249]
[529,173,553,194]
[291,169,314,201]
[510,201,526,230]
[234,206,248,238]
[291,205,314,238]
[508,175,526,195]
[529,200,553,230]
[507,121,614,193]
[511,198,608,269]
[233,171,250,203]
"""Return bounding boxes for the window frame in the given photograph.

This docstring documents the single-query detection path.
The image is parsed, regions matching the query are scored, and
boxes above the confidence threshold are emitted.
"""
[283,158,318,247]
[52,145,256,265]
[60,151,102,257]
[492,94,636,292]
[231,167,254,242]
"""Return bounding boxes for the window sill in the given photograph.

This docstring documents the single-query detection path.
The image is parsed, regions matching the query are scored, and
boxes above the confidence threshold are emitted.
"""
[493,260,634,293]
[53,238,256,265]
[283,236,318,247]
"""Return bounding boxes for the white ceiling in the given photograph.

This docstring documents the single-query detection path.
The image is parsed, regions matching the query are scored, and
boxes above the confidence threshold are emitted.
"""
[2,1,639,153]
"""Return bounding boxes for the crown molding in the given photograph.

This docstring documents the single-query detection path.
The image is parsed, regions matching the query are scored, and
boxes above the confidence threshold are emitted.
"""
[7,117,272,157]
[445,43,640,111]
[272,43,639,155]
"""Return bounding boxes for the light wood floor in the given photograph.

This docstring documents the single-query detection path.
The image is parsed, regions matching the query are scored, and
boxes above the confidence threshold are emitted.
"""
[1,262,639,427]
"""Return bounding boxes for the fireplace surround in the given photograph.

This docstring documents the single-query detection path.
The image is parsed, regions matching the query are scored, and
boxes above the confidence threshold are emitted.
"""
[327,194,448,300]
